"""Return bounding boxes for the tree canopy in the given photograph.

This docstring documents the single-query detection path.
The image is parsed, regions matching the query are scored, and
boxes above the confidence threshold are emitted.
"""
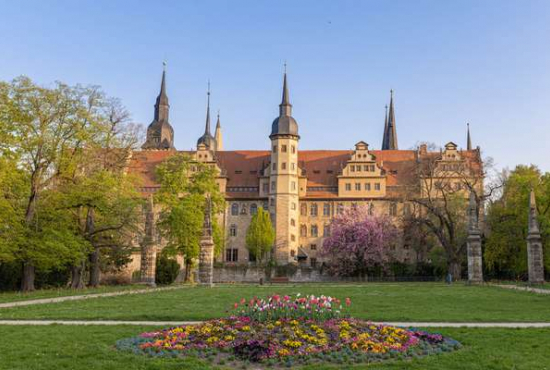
[245,207,275,265]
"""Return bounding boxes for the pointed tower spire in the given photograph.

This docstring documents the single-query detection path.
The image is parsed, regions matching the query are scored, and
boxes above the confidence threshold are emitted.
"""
[382,105,389,149]
[279,63,292,117]
[196,81,217,150]
[467,123,472,150]
[384,89,398,150]
[154,62,169,122]
[215,110,223,151]
[142,62,174,150]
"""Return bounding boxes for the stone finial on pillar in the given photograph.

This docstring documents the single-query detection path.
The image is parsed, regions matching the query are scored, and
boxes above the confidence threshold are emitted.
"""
[140,195,158,287]
[467,191,483,283]
[527,189,545,284]
[198,196,215,287]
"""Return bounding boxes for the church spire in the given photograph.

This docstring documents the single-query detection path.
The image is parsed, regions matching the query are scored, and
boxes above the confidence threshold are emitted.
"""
[142,62,174,150]
[382,104,389,149]
[196,82,217,150]
[467,123,472,150]
[154,62,169,122]
[382,90,398,150]
[215,110,223,151]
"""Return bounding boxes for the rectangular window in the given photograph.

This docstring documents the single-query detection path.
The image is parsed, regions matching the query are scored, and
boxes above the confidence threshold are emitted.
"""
[311,225,318,237]
[291,163,295,170]
[370,165,375,172]
[271,181,276,191]
[226,248,238,262]
[291,234,295,241]
[350,165,355,172]
[337,203,344,215]
[355,183,361,191]
[310,257,317,268]
[282,162,287,170]
[301,203,307,216]
[365,183,371,191]
[363,165,369,171]
[262,183,269,193]
[291,202,296,210]
[291,145,296,154]
[281,145,287,152]
[323,224,330,237]
[230,225,237,237]
[310,203,318,217]
[272,163,276,171]
[345,183,351,191]
[272,145,277,153]
[389,203,397,216]
[291,181,296,190]
[323,203,330,216]
[310,244,317,250]
[375,183,381,191]
[300,225,307,237]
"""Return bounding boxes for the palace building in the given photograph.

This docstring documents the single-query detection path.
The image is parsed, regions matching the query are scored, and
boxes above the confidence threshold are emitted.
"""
[126,67,483,274]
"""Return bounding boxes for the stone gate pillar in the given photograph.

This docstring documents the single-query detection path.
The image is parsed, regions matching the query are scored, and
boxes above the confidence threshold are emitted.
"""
[140,195,157,287]
[198,197,214,287]
[467,192,483,283]
[527,190,545,285]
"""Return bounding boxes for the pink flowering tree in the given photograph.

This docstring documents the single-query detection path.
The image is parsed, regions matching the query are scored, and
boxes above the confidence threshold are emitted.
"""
[321,205,398,277]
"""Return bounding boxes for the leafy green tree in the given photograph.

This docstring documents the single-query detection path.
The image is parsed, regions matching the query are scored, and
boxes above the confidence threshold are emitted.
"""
[155,154,225,282]
[245,207,275,265]
[0,77,101,291]
[485,165,550,279]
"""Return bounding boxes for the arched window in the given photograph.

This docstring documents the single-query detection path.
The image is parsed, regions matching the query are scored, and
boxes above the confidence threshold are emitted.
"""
[300,224,307,237]
[290,218,296,227]
[231,203,239,216]
[250,203,258,215]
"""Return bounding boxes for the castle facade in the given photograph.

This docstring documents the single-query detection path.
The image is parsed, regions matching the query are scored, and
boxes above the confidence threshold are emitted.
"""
[127,67,483,273]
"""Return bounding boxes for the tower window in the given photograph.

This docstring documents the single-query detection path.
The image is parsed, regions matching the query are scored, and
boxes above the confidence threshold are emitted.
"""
[301,203,307,216]
[281,145,287,153]
[291,234,295,241]
[300,224,307,237]
[272,145,277,153]
[291,202,296,210]
[291,218,296,226]
[291,181,296,190]
[282,162,287,170]
[291,163,295,170]
[291,145,296,154]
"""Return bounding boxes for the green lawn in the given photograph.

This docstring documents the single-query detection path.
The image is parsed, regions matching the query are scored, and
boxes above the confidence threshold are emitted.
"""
[0,284,152,304]
[0,325,548,369]
[1,283,550,322]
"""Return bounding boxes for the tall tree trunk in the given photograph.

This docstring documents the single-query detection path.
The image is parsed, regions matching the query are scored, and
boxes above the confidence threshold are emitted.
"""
[448,259,461,281]
[21,261,36,292]
[21,188,39,292]
[85,208,101,287]
[70,260,86,289]
[89,249,100,287]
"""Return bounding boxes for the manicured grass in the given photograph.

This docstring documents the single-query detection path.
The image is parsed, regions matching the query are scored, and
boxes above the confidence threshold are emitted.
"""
[0,325,548,369]
[1,283,550,322]
[0,284,152,304]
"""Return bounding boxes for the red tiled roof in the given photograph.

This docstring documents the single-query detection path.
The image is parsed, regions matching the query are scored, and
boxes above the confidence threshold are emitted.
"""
[127,148,481,198]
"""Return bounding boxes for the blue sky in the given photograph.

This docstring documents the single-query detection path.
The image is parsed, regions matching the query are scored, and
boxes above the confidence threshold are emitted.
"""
[1,0,550,172]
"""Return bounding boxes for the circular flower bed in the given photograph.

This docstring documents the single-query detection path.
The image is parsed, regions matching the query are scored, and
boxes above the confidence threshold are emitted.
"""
[116,294,461,368]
